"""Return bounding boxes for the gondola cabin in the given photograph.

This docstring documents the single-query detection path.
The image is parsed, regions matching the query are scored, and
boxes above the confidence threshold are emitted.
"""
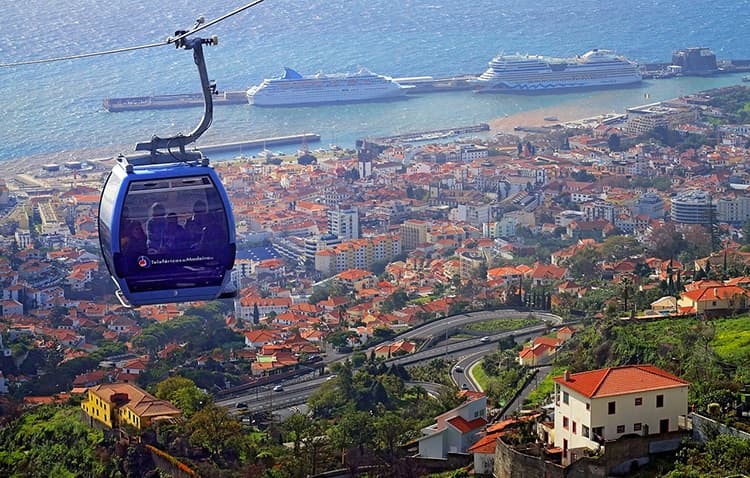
[98,159,236,306]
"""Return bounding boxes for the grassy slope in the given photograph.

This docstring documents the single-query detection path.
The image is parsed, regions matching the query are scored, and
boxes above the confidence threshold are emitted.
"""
[711,315,750,364]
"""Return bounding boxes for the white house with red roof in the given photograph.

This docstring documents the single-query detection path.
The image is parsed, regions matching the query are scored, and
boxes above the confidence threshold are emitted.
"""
[418,392,487,459]
[553,365,689,466]
[243,329,281,349]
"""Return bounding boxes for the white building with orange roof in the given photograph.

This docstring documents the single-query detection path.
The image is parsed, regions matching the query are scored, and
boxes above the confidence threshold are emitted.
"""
[677,285,750,314]
[418,392,487,459]
[236,294,293,321]
[553,365,689,465]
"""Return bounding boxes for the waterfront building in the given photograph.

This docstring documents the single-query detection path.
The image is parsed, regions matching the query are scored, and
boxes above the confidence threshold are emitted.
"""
[553,365,689,466]
[460,145,489,162]
[671,47,717,75]
[624,102,699,136]
[670,190,715,225]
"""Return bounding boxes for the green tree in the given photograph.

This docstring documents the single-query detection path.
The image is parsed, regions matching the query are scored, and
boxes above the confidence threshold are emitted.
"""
[0,405,118,478]
[567,246,601,280]
[601,235,642,260]
[187,403,245,463]
[328,409,375,463]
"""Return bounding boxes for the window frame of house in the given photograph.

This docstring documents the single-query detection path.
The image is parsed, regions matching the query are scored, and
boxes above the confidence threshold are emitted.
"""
[617,424,625,434]
[572,421,577,434]
[634,422,642,432]
[656,394,664,408]
[608,401,616,415]
[582,425,590,438]
[563,391,569,405]
[563,416,569,429]
[634,397,643,406]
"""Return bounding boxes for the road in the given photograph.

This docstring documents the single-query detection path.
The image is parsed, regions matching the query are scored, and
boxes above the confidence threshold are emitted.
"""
[217,309,563,413]
[502,365,553,417]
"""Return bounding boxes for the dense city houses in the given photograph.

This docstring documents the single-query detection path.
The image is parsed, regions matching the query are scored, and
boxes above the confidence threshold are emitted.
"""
[2,85,750,477]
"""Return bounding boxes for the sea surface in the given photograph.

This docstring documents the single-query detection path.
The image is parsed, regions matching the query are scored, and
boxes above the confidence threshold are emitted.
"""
[2,0,750,163]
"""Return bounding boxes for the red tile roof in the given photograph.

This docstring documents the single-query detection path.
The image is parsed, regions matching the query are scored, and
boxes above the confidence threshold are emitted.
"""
[447,415,487,434]
[554,365,689,399]
[467,432,503,454]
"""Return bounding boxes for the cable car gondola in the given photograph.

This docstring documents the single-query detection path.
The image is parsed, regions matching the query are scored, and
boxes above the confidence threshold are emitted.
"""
[98,32,236,307]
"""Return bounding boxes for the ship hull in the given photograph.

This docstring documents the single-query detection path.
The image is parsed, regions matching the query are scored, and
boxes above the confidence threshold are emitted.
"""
[475,77,643,95]
[248,88,409,106]
[474,49,642,95]
[247,67,412,107]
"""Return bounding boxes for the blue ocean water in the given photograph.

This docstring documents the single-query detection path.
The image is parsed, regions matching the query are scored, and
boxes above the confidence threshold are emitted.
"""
[2,0,750,162]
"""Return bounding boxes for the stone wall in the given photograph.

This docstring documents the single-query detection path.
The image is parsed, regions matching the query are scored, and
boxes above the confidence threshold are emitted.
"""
[494,439,565,478]
[494,431,688,478]
[691,413,750,443]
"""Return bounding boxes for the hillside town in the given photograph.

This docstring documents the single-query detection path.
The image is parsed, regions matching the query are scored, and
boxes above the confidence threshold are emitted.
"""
[2,86,750,477]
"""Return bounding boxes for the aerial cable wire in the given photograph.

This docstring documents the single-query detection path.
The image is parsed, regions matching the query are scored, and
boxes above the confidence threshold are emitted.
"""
[0,0,266,68]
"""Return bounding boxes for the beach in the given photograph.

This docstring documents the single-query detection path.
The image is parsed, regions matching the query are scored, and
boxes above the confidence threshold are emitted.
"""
[488,102,623,134]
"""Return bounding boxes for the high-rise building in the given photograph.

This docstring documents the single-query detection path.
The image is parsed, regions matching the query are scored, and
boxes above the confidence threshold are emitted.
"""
[670,190,714,225]
[399,219,430,251]
[327,206,360,241]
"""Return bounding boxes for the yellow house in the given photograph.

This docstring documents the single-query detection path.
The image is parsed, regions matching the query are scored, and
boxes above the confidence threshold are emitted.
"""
[81,382,181,430]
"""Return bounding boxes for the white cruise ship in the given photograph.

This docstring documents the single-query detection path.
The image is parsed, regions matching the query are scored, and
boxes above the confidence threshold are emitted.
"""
[247,67,413,106]
[474,49,641,93]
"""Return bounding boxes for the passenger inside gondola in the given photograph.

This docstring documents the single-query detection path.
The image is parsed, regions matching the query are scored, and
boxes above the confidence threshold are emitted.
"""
[185,199,223,249]
[147,202,168,252]
[164,212,186,250]
[120,206,146,255]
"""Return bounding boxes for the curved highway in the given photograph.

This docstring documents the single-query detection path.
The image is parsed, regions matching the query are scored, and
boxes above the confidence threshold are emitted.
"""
[217,309,563,413]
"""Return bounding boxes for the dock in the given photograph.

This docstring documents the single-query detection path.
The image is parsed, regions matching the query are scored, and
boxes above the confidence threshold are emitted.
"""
[103,91,248,112]
[394,75,478,92]
[362,123,490,147]
[102,75,479,112]
[197,133,321,153]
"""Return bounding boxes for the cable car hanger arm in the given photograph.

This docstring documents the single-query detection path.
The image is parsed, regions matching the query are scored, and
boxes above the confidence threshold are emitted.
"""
[132,30,218,163]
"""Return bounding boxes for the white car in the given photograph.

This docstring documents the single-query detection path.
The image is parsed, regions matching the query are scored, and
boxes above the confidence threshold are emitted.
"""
[273,385,284,392]
[480,336,491,343]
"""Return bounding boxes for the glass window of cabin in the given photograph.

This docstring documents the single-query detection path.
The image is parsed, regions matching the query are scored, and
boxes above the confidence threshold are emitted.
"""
[98,174,120,268]
[118,175,231,292]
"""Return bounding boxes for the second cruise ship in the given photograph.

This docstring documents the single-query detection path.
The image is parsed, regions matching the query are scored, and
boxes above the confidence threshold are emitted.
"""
[473,49,642,93]
[247,67,413,106]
